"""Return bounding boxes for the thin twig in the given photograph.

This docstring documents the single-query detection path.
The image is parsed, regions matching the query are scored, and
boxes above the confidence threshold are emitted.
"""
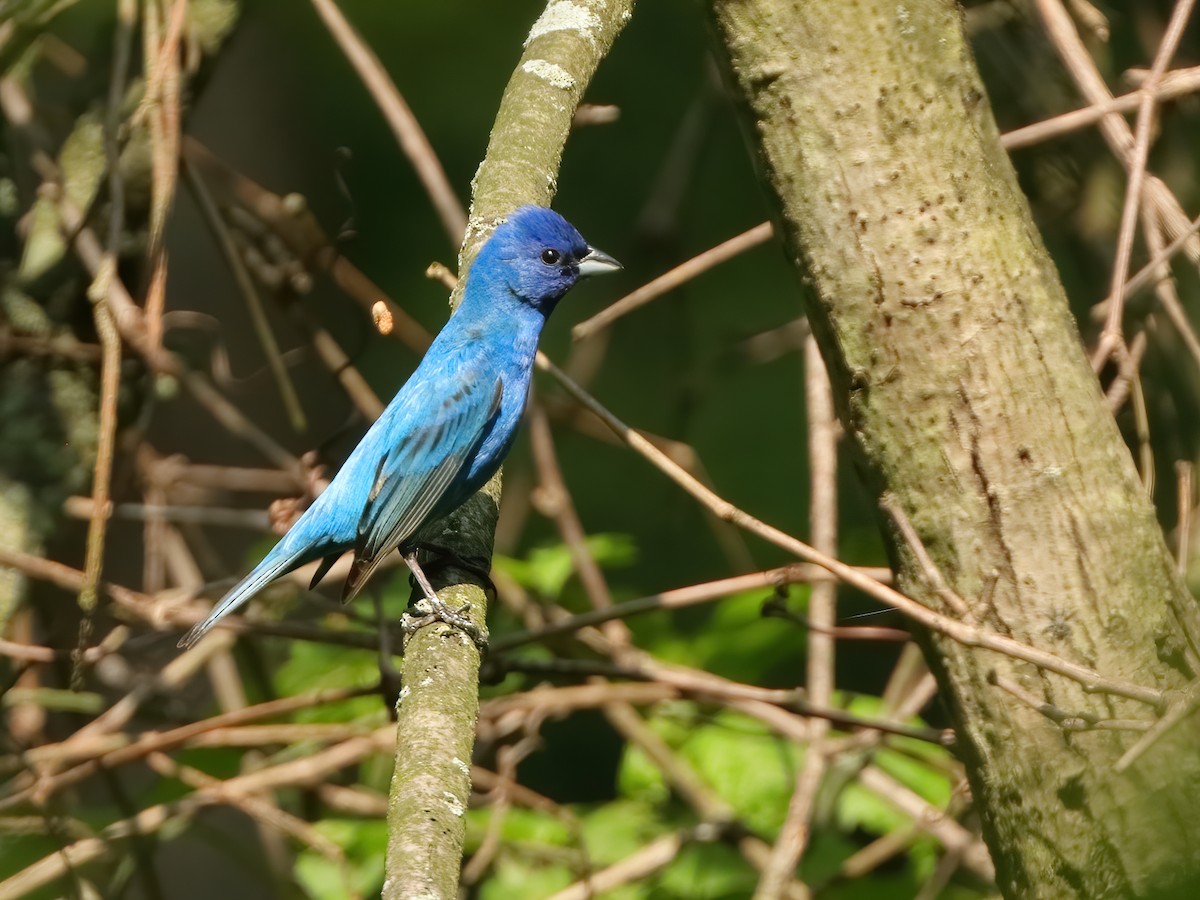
[857,765,994,882]
[72,217,123,688]
[1000,65,1200,150]
[881,495,972,619]
[572,221,773,340]
[70,0,138,686]
[755,339,839,899]
[0,632,121,666]
[309,0,466,244]
[1177,462,1194,576]
[989,673,1149,733]
[1034,0,1200,273]
[0,728,394,898]
[1129,347,1155,493]
[64,496,271,530]
[478,672,947,745]
[138,0,187,353]
[0,687,370,809]
[535,355,1165,708]
[1091,212,1200,324]
[491,563,893,653]
[460,739,534,885]
[528,402,627,645]
[181,136,433,354]
[1115,680,1200,772]
[546,829,708,900]
[1139,211,1200,377]
[183,161,308,430]
[1095,0,1195,364]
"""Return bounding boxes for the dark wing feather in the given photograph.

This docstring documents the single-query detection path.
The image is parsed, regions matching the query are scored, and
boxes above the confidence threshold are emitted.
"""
[308,555,340,590]
[342,377,503,600]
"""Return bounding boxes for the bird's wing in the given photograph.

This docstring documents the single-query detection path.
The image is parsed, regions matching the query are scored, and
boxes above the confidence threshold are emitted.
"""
[342,372,503,600]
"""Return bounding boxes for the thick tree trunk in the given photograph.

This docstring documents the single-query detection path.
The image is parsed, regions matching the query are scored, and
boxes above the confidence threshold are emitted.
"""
[710,1,1200,897]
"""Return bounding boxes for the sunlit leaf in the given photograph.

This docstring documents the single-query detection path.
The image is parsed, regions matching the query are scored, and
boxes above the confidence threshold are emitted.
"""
[494,533,636,598]
[296,819,387,899]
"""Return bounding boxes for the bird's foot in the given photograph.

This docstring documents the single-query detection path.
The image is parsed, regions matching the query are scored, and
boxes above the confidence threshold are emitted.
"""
[401,596,489,653]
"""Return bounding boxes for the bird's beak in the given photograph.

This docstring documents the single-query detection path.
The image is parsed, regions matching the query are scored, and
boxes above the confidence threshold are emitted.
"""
[577,246,623,277]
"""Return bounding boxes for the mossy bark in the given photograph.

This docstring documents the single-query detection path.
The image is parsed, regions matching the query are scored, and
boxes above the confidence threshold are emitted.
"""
[382,2,634,896]
[709,1,1200,897]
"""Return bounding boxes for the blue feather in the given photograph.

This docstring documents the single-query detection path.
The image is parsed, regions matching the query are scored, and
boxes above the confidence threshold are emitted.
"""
[178,206,620,648]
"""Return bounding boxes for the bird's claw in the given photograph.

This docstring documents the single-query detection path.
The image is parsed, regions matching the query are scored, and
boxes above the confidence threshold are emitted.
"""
[401,597,489,652]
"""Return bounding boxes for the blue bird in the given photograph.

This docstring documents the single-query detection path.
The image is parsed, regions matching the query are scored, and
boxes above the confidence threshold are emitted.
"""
[178,206,620,649]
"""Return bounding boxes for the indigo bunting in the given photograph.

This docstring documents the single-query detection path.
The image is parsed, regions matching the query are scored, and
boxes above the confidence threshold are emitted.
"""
[179,206,620,649]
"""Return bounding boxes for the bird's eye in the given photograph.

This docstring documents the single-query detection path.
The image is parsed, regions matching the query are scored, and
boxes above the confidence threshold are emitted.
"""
[540,248,561,265]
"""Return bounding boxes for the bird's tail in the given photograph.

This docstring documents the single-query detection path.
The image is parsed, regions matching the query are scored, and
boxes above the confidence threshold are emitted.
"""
[341,551,388,605]
[177,544,310,649]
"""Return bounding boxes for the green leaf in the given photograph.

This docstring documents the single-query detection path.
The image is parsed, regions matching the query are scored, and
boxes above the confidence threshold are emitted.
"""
[581,799,665,865]
[274,638,383,724]
[641,589,801,683]
[907,834,940,882]
[586,532,638,568]
[187,0,239,53]
[616,739,670,806]
[626,708,801,836]
[296,820,387,899]
[480,854,574,900]
[494,533,636,598]
[800,831,865,887]
[59,112,104,213]
[0,832,74,896]
[658,840,757,898]
[465,806,573,852]
[841,695,956,810]
[616,702,695,805]
[872,747,952,808]
[17,196,65,283]
[689,712,800,834]
[836,781,910,836]
[465,802,665,898]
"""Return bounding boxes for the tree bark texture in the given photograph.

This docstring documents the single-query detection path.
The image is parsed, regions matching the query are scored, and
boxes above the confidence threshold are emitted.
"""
[382,2,634,897]
[710,1,1200,897]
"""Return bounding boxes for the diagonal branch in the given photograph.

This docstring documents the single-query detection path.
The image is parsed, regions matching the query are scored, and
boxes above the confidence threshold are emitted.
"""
[370,2,636,897]
[309,0,467,245]
[535,358,1165,709]
[571,221,773,339]
[1096,0,1195,361]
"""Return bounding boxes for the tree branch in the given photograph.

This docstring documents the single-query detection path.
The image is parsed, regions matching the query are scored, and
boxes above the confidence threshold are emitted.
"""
[380,2,635,896]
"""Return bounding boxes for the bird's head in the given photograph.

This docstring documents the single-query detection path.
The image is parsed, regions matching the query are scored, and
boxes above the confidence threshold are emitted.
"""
[474,205,621,312]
